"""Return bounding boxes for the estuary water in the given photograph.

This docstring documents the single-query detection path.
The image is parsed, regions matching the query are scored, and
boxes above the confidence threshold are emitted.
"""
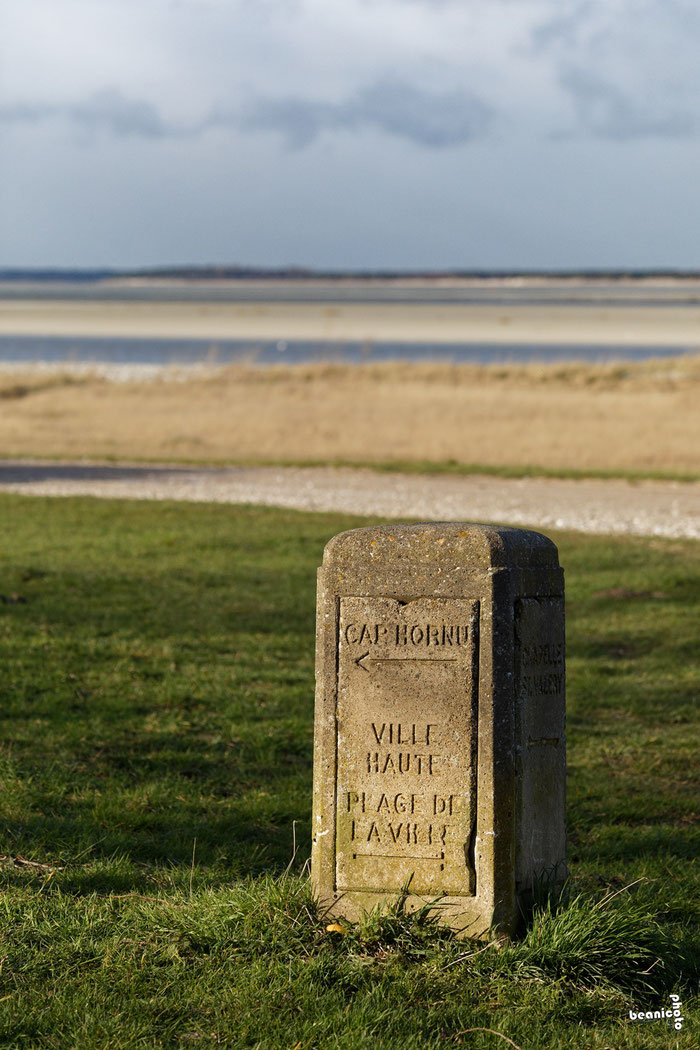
[2,278,698,366]
[0,334,692,367]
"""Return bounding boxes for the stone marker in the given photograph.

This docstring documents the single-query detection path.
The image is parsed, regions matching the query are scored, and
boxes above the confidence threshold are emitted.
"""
[311,523,565,938]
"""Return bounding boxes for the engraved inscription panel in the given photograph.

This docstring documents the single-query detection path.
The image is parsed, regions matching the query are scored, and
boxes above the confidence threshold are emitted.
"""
[515,597,565,744]
[514,597,566,884]
[335,597,479,895]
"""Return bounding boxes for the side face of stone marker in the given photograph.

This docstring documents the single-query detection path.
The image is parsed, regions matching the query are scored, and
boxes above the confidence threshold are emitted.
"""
[311,523,565,938]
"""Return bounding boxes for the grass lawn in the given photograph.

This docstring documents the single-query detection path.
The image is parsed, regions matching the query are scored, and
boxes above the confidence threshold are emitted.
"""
[0,495,697,1048]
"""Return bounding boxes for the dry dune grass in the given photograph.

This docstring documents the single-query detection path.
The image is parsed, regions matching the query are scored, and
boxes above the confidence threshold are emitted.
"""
[0,357,698,475]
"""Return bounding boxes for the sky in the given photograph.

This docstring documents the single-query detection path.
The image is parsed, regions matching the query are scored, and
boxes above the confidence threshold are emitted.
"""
[2,0,700,271]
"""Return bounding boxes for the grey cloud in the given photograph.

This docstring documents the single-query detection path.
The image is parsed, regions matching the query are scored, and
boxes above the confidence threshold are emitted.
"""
[531,0,700,57]
[355,80,492,146]
[530,2,595,51]
[663,0,700,27]
[229,97,333,149]
[0,102,59,123]
[3,80,494,151]
[363,0,524,6]
[0,89,183,139]
[559,67,696,140]
[70,89,171,138]
[236,79,494,149]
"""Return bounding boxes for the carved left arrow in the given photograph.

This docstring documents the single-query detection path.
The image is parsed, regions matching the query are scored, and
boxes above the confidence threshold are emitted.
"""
[353,653,457,672]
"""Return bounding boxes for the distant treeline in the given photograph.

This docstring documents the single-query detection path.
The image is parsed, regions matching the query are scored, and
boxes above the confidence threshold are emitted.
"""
[2,266,700,282]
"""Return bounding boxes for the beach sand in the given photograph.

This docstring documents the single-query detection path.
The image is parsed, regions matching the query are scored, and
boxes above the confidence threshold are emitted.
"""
[2,297,700,347]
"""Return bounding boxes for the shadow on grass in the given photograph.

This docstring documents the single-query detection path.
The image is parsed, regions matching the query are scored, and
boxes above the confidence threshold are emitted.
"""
[1,714,314,888]
[1,558,318,889]
[5,569,316,641]
[574,826,699,864]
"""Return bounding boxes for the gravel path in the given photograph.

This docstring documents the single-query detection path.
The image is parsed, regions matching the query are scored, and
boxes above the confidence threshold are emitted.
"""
[0,461,697,539]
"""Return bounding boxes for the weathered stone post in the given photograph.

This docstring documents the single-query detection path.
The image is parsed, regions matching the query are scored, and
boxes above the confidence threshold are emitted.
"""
[311,523,565,938]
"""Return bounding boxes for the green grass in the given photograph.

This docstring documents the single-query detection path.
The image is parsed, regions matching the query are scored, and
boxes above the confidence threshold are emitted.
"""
[320,458,700,483]
[3,450,698,482]
[0,495,697,1048]
[231,457,699,484]
[266,457,699,484]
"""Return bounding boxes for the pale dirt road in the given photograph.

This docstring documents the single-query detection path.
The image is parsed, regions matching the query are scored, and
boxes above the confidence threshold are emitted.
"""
[0,462,697,539]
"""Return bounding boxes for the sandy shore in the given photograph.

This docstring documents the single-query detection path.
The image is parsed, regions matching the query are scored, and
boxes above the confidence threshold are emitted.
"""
[3,298,700,346]
[0,462,696,539]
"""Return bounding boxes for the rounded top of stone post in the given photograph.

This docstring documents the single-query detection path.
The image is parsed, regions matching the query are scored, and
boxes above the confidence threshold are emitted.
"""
[322,522,560,572]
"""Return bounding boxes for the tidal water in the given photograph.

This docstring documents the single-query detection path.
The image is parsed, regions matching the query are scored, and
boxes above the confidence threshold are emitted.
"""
[3,280,700,305]
[0,334,692,366]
